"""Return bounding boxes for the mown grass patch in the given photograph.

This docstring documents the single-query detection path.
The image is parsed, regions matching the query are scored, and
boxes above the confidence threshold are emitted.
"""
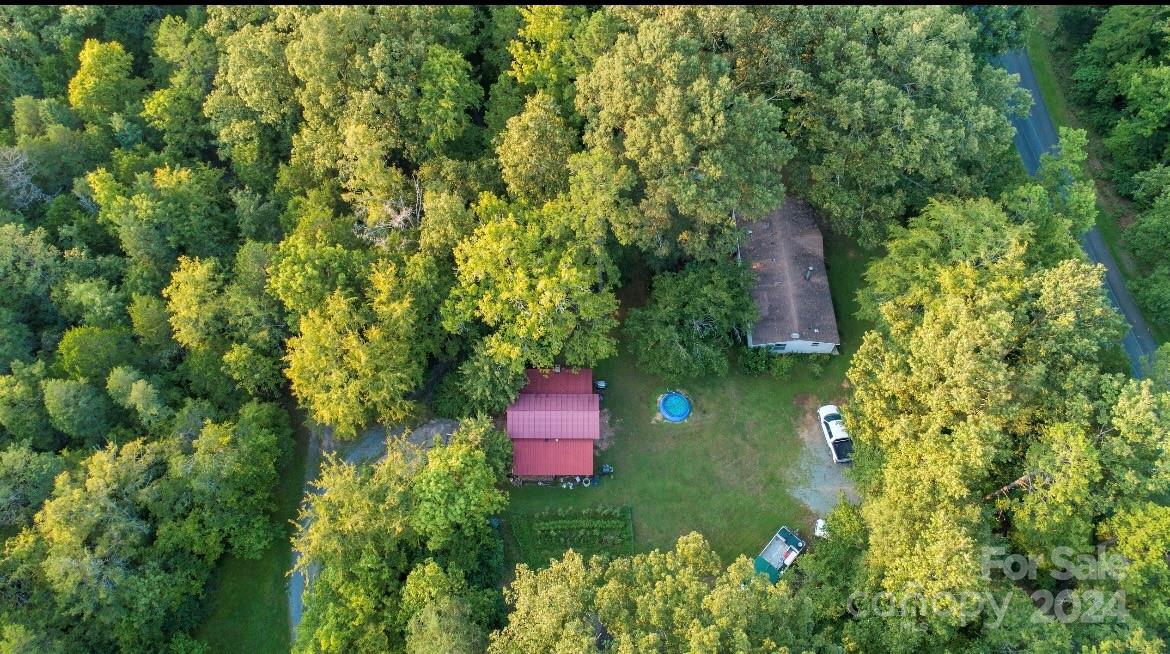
[194,400,312,653]
[506,232,873,566]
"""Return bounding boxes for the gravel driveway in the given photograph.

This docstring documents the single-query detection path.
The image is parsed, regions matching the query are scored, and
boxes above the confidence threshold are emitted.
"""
[789,394,859,517]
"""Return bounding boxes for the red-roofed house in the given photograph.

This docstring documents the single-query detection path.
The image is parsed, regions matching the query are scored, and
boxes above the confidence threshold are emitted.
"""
[506,369,599,477]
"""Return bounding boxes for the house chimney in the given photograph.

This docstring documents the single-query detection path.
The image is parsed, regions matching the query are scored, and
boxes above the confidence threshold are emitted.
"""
[804,266,813,281]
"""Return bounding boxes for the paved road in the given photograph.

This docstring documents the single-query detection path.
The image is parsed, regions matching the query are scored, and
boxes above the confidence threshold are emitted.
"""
[994,50,1158,377]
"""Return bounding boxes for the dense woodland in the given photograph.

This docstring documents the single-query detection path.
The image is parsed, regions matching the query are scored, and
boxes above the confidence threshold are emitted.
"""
[1062,6,1170,356]
[0,5,1166,653]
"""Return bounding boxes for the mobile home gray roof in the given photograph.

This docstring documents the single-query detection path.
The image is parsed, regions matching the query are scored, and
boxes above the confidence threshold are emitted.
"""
[740,197,840,347]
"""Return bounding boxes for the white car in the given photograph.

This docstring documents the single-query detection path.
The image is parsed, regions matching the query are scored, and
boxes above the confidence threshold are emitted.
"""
[817,405,853,463]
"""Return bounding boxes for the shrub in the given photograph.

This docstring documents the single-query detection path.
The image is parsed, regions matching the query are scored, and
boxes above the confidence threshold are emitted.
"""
[739,346,771,376]
[805,354,832,378]
[769,354,795,378]
[432,369,472,419]
[624,262,757,381]
[1135,266,1170,329]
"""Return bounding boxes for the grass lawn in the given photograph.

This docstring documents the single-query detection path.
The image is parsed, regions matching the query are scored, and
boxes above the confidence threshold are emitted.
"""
[506,232,872,566]
[193,400,313,653]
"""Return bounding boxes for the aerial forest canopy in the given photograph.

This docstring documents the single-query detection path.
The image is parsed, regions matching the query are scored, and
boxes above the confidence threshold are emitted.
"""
[0,5,1166,654]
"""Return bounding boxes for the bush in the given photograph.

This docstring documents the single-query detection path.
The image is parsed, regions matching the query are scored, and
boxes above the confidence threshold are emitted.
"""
[739,346,771,376]
[624,261,757,382]
[805,354,831,378]
[769,354,795,378]
[432,369,472,419]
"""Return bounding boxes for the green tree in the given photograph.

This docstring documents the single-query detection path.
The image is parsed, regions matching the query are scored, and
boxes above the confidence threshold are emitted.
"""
[12,437,206,651]
[294,445,422,653]
[496,92,577,203]
[963,5,1033,57]
[411,437,506,551]
[67,39,144,125]
[106,366,171,429]
[40,378,114,446]
[577,8,793,259]
[1100,502,1170,634]
[1070,5,1170,183]
[487,550,598,654]
[267,191,371,319]
[507,6,590,115]
[0,360,56,450]
[624,261,757,381]
[282,6,477,217]
[839,193,1166,649]
[128,292,178,358]
[489,533,815,653]
[400,560,489,654]
[738,5,1023,244]
[450,346,528,417]
[88,163,234,291]
[185,401,291,559]
[0,309,34,374]
[56,325,139,383]
[141,14,217,158]
[203,10,298,188]
[443,195,618,372]
[294,422,507,653]
[0,443,62,527]
[419,44,483,155]
[406,596,486,654]
[0,223,62,321]
[285,273,422,439]
[52,277,126,328]
[162,256,227,351]
[221,343,284,399]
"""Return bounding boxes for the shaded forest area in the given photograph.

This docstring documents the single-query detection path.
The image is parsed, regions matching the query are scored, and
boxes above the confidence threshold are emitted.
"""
[0,6,1167,654]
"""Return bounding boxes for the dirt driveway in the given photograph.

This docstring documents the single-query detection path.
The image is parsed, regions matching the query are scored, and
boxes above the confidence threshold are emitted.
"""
[789,394,859,517]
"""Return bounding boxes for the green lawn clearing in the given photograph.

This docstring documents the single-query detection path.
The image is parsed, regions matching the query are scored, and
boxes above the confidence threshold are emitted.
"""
[194,401,313,653]
[506,232,872,567]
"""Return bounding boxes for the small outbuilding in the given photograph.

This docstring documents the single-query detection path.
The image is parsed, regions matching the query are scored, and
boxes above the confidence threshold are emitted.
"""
[506,368,599,477]
[740,197,840,354]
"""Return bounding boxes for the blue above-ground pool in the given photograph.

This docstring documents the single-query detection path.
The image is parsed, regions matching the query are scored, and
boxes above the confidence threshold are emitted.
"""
[658,391,692,423]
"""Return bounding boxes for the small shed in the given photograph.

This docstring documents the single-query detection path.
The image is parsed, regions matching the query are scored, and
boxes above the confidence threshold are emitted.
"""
[740,198,840,354]
[506,368,599,477]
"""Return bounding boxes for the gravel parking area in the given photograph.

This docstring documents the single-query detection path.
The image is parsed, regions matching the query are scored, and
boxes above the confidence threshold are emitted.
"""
[789,394,859,516]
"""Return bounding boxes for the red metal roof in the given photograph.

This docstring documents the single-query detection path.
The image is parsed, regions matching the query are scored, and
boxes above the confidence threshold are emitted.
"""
[509,393,599,412]
[512,438,594,476]
[506,397,600,440]
[522,368,593,395]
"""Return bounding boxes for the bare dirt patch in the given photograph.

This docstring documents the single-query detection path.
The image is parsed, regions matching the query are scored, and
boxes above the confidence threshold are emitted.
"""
[788,394,859,517]
[596,409,615,452]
